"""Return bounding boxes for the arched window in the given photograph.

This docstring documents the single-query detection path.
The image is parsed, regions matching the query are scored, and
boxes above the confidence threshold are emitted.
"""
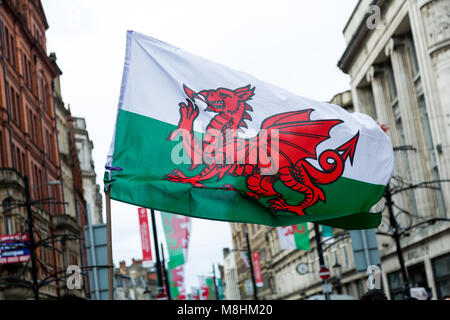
[2,198,14,234]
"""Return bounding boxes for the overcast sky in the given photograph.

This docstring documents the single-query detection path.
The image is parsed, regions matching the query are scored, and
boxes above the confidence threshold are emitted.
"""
[42,0,359,294]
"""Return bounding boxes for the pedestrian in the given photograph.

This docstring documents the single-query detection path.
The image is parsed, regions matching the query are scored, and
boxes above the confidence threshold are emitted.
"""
[360,289,388,300]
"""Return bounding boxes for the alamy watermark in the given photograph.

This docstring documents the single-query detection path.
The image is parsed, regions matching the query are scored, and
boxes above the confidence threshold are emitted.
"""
[66,265,82,290]
[366,5,382,30]
[366,265,382,290]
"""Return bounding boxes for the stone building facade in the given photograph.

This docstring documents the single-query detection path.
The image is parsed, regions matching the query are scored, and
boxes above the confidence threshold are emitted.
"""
[338,0,450,299]
[51,53,90,298]
[230,223,275,299]
[115,258,157,300]
[222,248,241,300]
[73,117,103,225]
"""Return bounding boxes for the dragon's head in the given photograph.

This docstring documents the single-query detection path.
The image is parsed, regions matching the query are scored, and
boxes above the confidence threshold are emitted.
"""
[184,84,255,115]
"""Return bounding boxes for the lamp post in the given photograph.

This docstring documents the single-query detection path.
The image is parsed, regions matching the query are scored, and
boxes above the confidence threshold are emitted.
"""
[332,262,342,294]
[243,224,258,300]
[212,263,219,300]
[24,177,39,300]
[150,209,164,295]
[313,223,330,300]
[385,183,410,299]
[143,287,152,300]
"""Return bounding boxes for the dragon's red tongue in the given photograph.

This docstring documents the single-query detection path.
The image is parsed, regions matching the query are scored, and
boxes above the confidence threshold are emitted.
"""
[183,85,198,100]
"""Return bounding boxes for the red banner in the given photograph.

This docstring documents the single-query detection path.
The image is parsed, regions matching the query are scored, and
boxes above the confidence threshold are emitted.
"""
[252,251,263,288]
[138,208,152,264]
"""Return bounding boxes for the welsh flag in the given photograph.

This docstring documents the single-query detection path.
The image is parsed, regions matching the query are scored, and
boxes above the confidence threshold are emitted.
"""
[105,31,394,229]
[205,277,216,300]
[190,287,200,300]
[277,223,310,250]
[168,264,186,300]
[199,276,215,300]
[217,278,224,300]
[161,212,191,268]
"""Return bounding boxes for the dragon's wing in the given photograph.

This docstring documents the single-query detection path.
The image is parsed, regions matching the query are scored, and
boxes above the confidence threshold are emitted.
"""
[228,109,342,173]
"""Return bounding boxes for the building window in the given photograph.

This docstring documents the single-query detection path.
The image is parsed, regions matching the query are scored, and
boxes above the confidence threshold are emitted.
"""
[4,215,13,234]
[387,270,404,300]
[386,61,419,218]
[408,263,429,291]
[45,129,54,162]
[12,145,26,177]
[0,129,4,166]
[2,198,14,234]
[341,245,349,269]
[386,264,425,300]
[22,53,33,90]
[28,109,40,147]
[408,33,447,218]
[432,253,450,299]
[8,85,22,128]
[4,26,16,67]
[356,279,366,299]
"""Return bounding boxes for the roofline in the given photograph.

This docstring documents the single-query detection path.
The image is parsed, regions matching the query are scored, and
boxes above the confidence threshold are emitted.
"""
[342,0,364,35]
[338,0,383,73]
[330,89,352,102]
[35,0,49,30]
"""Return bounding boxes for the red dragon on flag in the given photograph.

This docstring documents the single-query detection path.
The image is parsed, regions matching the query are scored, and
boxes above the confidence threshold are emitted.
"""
[166,85,359,216]
[283,224,306,236]
[169,265,187,300]
[164,215,190,251]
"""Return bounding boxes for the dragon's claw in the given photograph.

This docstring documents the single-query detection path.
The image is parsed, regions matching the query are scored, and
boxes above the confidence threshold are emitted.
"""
[179,99,199,122]
[244,192,260,200]
[165,169,205,188]
[267,198,290,211]
[267,198,307,216]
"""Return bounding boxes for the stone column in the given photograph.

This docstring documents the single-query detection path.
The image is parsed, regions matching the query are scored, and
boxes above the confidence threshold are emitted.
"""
[424,257,438,299]
[366,65,411,214]
[409,0,450,214]
[366,65,399,145]
[385,37,434,217]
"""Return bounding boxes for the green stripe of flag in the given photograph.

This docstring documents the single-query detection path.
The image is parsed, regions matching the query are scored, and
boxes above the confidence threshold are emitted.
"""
[108,110,384,229]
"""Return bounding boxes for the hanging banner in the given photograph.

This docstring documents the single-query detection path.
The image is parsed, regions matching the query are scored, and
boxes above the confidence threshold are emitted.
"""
[277,223,310,251]
[252,251,264,288]
[240,251,251,268]
[168,264,186,300]
[138,208,152,265]
[322,225,333,239]
[199,276,210,300]
[161,212,191,268]
[217,278,224,300]
[205,277,216,300]
[191,287,200,300]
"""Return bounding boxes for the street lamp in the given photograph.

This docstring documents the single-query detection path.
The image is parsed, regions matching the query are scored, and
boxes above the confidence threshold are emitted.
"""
[143,287,152,300]
[333,262,342,294]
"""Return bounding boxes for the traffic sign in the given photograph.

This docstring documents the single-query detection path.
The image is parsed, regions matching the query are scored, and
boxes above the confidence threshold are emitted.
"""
[319,267,331,280]
[322,283,332,293]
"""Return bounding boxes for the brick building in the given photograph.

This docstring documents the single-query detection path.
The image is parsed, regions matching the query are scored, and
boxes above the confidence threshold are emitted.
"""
[0,0,87,299]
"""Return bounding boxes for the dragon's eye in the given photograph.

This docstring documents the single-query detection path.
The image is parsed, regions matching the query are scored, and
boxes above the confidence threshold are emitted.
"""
[219,92,231,99]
